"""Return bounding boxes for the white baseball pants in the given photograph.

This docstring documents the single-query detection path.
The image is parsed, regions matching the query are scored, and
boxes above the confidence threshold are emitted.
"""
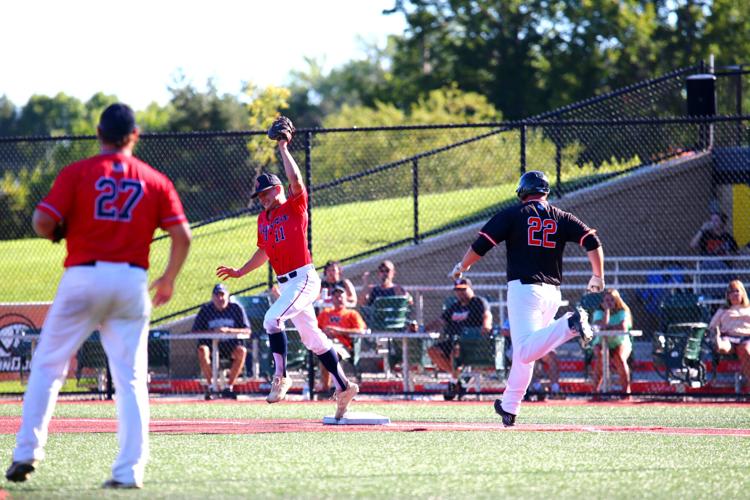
[13,262,151,485]
[264,264,333,355]
[503,279,577,415]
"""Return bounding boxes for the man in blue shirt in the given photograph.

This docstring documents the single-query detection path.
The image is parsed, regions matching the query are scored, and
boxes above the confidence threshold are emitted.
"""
[193,284,250,399]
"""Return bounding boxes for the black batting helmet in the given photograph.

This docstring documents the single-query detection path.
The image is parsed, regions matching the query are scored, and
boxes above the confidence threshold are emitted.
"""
[516,170,550,200]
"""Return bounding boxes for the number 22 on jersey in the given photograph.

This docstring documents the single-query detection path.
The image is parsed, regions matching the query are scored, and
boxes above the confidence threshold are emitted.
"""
[527,216,556,248]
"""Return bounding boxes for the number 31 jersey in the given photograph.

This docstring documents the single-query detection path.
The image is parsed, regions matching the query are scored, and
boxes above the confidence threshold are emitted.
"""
[472,200,597,286]
[36,153,187,270]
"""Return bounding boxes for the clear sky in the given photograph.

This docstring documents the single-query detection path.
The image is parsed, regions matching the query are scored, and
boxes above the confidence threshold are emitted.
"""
[2,0,406,111]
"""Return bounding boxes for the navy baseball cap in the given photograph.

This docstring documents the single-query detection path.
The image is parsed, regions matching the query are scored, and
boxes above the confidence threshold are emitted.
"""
[454,278,472,290]
[98,103,137,143]
[213,283,228,295]
[332,284,347,294]
[251,172,282,198]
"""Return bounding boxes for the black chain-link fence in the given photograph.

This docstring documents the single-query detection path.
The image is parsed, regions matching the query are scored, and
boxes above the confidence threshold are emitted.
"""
[2,64,750,399]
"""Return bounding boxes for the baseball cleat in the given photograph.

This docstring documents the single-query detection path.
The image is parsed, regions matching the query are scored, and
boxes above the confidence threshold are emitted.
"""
[569,306,593,347]
[5,460,37,482]
[266,376,292,404]
[221,388,238,400]
[102,478,143,489]
[493,399,516,427]
[334,382,359,419]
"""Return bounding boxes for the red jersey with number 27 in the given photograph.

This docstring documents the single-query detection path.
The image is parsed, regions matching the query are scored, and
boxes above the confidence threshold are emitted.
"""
[257,188,311,275]
[37,153,187,270]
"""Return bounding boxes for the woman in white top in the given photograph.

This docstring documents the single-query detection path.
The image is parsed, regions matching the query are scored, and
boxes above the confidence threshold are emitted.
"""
[708,279,750,393]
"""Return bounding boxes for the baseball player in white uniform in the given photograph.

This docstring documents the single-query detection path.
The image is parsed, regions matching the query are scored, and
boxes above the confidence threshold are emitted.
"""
[450,171,604,426]
[6,103,192,488]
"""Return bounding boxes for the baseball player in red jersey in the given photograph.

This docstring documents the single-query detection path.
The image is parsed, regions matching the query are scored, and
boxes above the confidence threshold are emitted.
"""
[450,171,604,426]
[6,104,191,488]
[216,121,358,419]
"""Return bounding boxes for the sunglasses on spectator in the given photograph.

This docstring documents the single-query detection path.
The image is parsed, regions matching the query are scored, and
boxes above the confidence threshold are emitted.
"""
[378,267,390,272]
[728,289,741,294]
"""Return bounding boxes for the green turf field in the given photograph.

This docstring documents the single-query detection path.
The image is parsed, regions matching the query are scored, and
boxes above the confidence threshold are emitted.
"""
[1,401,748,498]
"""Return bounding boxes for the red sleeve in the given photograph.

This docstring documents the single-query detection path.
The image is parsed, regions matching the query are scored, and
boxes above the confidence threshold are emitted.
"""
[37,165,77,222]
[287,187,308,214]
[158,177,188,229]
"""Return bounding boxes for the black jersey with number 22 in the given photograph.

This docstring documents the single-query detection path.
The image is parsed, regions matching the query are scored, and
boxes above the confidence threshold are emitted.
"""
[471,200,597,286]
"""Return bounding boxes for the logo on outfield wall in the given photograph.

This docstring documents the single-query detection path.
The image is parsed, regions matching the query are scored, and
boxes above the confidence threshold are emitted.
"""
[0,313,37,372]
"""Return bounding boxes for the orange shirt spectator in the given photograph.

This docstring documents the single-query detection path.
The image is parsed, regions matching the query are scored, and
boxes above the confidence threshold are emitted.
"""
[317,286,368,349]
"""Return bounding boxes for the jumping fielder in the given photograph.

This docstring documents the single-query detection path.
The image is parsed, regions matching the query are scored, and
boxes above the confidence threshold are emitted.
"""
[450,171,604,426]
[216,116,358,419]
[6,103,192,487]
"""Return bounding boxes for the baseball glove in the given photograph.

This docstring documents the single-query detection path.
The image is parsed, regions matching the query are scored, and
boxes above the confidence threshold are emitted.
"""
[267,116,295,142]
[51,222,66,243]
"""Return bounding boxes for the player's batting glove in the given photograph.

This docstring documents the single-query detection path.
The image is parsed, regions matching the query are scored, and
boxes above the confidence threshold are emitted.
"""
[267,116,296,142]
[449,262,467,280]
[587,275,605,293]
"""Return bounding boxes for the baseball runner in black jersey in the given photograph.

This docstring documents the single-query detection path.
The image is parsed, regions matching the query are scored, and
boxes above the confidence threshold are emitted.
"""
[450,171,604,426]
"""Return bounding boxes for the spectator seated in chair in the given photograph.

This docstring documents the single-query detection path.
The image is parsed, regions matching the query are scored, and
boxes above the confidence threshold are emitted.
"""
[193,284,251,400]
[426,278,492,398]
[689,211,740,298]
[359,259,413,307]
[316,284,368,398]
[319,260,357,309]
[708,280,750,393]
[591,288,633,395]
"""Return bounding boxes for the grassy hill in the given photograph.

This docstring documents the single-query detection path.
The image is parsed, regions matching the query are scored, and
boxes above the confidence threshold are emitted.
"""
[1,183,516,321]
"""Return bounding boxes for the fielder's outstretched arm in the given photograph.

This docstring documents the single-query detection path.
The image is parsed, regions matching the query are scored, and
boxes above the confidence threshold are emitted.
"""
[216,247,269,280]
[277,140,304,196]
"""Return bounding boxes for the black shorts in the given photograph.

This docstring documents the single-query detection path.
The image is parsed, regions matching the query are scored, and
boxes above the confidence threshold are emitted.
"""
[433,338,458,358]
[198,339,245,358]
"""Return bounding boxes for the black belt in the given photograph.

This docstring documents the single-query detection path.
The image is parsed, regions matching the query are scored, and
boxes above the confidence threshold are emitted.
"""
[76,260,146,271]
[277,270,298,283]
[520,278,560,289]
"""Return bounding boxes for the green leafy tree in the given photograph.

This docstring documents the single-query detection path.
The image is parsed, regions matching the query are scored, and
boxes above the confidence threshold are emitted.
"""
[0,96,17,137]
[246,83,291,167]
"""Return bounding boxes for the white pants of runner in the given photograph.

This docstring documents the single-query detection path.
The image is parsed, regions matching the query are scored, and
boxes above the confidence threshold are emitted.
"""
[503,279,577,415]
[13,262,150,485]
[264,264,333,355]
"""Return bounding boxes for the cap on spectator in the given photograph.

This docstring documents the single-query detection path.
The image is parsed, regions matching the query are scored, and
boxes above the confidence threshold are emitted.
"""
[251,172,282,198]
[332,284,347,294]
[454,278,472,290]
[98,103,137,143]
[213,283,228,295]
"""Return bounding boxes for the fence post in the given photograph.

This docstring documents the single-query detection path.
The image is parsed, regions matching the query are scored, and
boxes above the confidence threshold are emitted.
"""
[304,131,315,399]
[305,131,313,256]
[555,142,562,198]
[412,158,420,245]
[520,124,527,175]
